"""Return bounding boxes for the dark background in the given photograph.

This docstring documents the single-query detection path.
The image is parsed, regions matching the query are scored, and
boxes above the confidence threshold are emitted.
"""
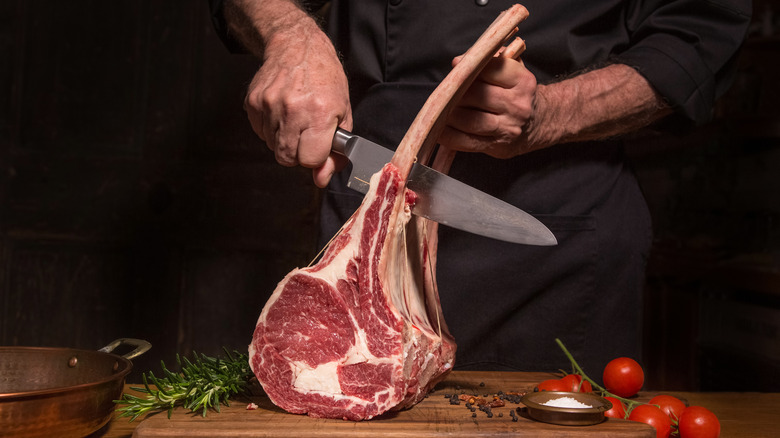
[1,0,778,391]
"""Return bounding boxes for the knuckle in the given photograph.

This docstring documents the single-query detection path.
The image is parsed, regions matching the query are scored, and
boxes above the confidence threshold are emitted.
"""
[262,88,282,112]
[245,88,264,112]
[275,150,297,167]
[273,138,297,167]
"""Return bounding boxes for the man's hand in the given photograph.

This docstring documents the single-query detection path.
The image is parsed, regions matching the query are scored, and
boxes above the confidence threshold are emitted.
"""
[227,0,352,188]
[244,30,352,188]
[439,55,537,158]
[441,55,671,159]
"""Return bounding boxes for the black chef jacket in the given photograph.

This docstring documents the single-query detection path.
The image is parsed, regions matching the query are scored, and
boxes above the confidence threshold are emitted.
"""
[211,0,751,375]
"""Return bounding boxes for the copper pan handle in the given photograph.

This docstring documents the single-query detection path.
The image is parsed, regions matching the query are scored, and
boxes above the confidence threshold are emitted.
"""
[98,338,152,360]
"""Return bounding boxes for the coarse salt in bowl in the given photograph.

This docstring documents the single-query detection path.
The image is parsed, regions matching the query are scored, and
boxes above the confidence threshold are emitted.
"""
[521,391,612,426]
[542,396,594,409]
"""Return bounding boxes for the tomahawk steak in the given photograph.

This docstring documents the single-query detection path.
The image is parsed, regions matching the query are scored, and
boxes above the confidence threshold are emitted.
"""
[248,5,529,421]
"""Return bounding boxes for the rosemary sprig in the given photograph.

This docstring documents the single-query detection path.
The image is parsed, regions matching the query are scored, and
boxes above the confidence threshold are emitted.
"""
[114,348,255,421]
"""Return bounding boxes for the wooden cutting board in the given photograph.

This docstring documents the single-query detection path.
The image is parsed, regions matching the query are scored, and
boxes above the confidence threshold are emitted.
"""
[131,371,654,437]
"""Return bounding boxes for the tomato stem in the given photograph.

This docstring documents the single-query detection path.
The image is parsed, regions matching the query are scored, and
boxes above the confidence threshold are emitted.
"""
[554,338,645,418]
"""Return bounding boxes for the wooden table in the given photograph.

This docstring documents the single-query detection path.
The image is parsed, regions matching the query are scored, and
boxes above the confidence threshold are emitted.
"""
[95,371,780,437]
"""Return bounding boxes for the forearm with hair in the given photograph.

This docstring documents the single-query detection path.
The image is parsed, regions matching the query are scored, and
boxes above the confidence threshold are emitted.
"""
[525,64,672,148]
[223,0,320,58]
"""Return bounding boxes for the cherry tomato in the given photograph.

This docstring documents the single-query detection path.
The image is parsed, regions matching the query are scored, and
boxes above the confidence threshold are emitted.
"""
[603,396,626,419]
[559,374,579,391]
[557,374,592,392]
[573,374,593,392]
[628,404,672,438]
[603,357,644,397]
[649,394,686,421]
[536,374,593,393]
[678,406,720,438]
[536,379,568,392]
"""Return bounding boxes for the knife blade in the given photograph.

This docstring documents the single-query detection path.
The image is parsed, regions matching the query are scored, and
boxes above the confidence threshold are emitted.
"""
[332,129,557,246]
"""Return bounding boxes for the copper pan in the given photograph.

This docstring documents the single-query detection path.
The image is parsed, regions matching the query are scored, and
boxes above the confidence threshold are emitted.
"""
[0,338,151,438]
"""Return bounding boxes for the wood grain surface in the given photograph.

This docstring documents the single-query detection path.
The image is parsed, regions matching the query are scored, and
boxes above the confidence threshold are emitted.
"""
[127,371,655,437]
[101,371,780,437]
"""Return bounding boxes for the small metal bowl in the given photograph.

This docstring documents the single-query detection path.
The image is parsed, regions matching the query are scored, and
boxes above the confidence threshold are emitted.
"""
[521,391,612,426]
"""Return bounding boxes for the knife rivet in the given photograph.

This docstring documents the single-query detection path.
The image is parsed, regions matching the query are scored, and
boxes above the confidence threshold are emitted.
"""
[475,0,489,5]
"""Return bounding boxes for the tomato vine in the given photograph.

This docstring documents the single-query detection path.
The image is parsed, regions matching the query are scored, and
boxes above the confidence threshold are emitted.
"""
[554,338,645,417]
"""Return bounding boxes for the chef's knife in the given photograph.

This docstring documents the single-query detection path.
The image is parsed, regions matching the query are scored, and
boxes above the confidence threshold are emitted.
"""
[332,129,557,246]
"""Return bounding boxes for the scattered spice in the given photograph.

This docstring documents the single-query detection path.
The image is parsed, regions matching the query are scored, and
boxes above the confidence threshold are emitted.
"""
[441,384,528,420]
[458,394,506,408]
[502,391,525,404]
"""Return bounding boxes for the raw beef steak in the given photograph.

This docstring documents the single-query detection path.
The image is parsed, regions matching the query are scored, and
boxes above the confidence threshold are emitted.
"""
[249,163,455,420]
[248,4,529,421]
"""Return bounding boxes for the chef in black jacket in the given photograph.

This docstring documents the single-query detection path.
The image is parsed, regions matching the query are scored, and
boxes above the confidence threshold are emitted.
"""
[211,0,751,376]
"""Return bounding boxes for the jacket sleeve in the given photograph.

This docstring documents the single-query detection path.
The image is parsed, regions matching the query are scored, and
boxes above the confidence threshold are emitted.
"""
[614,0,752,124]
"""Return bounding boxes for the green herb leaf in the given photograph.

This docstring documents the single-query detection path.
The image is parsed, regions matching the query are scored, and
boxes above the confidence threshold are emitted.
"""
[114,348,255,421]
